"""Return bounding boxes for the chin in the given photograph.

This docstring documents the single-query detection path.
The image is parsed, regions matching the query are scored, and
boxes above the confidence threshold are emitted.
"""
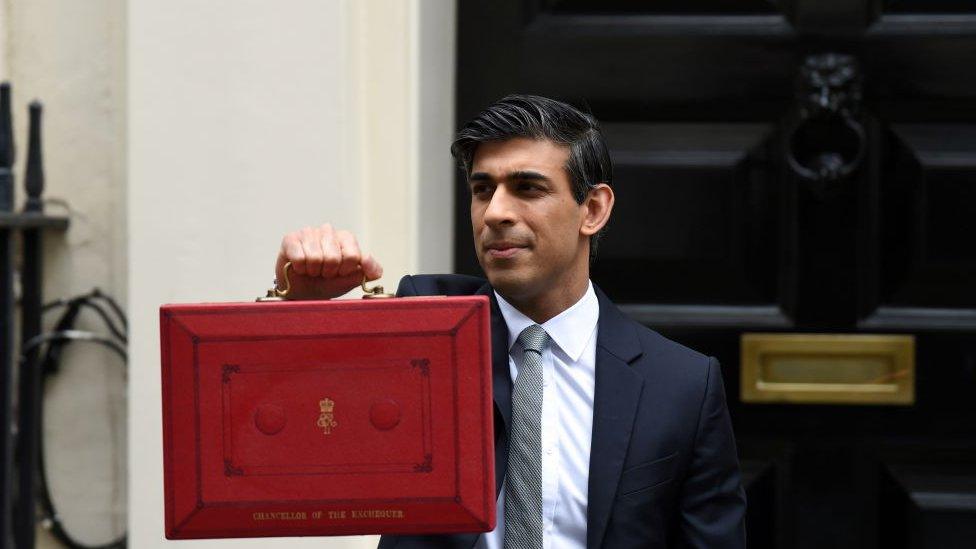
[484,268,535,299]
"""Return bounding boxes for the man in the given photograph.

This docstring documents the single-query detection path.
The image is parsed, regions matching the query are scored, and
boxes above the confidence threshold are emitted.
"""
[276,95,746,548]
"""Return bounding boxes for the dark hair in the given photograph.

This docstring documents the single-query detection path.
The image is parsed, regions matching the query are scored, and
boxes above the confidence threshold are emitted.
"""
[451,94,613,256]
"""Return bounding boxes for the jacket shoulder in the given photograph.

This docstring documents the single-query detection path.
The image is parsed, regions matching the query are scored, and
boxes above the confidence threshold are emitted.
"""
[626,318,714,392]
[633,322,708,365]
[396,273,487,297]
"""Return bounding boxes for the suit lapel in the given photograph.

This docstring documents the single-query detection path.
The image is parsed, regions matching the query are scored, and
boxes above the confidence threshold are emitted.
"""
[476,283,511,498]
[586,286,644,549]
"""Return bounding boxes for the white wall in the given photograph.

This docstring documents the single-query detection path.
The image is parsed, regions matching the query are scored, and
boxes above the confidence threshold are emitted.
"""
[128,1,455,548]
[1,1,128,546]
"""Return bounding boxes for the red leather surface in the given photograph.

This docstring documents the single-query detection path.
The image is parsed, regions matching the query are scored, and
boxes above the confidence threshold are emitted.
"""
[160,297,494,539]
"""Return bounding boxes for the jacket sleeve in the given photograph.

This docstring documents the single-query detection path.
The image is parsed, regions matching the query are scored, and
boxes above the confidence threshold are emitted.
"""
[395,274,419,297]
[676,356,747,548]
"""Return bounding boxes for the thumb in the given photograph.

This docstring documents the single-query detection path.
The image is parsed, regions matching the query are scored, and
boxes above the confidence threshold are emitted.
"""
[360,254,384,281]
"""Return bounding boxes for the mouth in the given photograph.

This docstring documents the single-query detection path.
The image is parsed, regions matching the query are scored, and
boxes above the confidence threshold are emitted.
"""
[484,241,528,259]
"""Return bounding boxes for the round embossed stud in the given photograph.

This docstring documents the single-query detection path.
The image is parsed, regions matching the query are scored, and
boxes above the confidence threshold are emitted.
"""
[369,399,401,431]
[254,404,287,435]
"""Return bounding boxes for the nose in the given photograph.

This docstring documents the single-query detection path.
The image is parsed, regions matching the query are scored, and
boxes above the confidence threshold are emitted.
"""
[482,185,517,228]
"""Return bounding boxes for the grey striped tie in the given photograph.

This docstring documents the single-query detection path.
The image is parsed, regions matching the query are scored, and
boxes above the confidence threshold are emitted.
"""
[504,324,549,549]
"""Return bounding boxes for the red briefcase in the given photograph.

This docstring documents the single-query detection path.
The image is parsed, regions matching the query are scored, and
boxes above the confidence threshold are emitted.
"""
[160,277,494,539]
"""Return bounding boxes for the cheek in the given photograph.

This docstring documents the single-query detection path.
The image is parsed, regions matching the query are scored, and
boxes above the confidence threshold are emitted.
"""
[470,204,484,231]
[535,212,579,259]
[552,203,584,239]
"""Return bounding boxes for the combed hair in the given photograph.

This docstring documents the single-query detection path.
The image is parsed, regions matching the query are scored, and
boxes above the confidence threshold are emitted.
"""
[451,94,613,256]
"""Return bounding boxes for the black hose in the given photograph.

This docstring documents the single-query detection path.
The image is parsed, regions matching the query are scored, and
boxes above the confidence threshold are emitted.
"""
[21,289,128,549]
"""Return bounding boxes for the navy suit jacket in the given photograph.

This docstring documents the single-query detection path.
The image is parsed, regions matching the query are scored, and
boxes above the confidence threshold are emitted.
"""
[378,274,746,549]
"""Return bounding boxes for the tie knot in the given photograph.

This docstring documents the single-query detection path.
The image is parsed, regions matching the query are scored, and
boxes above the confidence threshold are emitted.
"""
[517,324,549,354]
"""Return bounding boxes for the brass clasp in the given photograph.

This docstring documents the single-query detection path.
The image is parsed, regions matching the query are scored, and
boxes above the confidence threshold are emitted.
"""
[362,276,395,299]
[257,262,293,302]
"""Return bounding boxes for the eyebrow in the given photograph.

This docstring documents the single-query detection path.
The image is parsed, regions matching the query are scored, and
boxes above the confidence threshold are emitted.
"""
[511,170,550,182]
[468,170,552,183]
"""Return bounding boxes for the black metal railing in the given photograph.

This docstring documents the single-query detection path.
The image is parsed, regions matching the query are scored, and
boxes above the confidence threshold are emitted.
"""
[0,82,69,549]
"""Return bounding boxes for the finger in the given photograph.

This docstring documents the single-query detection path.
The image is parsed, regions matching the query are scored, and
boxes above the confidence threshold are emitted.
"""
[335,231,363,277]
[300,226,325,277]
[319,224,342,278]
[360,253,383,281]
[279,232,307,276]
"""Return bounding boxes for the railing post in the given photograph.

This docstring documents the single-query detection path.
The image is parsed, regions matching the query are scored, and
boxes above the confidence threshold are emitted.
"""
[0,82,16,549]
[14,101,45,549]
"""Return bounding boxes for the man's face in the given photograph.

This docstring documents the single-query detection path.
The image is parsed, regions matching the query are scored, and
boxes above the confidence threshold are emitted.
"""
[469,137,588,301]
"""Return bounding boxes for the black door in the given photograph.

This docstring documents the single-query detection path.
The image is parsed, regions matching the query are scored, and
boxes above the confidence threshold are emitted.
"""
[455,1,976,547]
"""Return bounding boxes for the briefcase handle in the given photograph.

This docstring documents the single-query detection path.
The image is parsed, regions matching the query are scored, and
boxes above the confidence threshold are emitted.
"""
[361,275,396,299]
[257,261,395,302]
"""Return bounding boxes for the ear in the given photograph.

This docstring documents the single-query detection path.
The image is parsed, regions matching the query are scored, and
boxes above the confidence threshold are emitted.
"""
[579,183,614,237]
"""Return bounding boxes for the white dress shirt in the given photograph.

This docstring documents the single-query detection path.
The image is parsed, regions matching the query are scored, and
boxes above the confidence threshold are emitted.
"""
[476,281,599,549]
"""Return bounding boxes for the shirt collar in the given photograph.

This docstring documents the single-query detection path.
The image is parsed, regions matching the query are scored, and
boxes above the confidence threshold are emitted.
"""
[493,281,599,363]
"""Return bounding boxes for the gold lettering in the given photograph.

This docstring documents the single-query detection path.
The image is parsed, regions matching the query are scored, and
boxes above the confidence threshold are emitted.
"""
[349,509,405,519]
[251,511,308,521]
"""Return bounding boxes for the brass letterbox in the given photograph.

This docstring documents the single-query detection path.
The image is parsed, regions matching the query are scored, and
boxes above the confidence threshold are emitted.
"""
[740,333,915,405]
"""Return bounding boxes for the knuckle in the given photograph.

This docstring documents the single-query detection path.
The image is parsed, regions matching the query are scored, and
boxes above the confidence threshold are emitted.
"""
[322,251,342,266]
[305,249,324,263]
[319,232,336,247]
[343,247,361,261]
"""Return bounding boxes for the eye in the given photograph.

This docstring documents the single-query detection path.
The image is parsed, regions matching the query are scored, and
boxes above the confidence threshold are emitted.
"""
[516,181,542,193]
[470,183,493,197]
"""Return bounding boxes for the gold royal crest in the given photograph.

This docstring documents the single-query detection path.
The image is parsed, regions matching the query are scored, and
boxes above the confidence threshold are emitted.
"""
[317,398,337,435]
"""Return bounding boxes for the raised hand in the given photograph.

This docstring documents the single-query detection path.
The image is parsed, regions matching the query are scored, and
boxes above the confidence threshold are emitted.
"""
[274,224,383,300]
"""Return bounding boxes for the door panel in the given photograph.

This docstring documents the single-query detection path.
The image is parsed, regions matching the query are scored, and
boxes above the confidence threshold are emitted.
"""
[597,123,776,305]
[456,1,976,547]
